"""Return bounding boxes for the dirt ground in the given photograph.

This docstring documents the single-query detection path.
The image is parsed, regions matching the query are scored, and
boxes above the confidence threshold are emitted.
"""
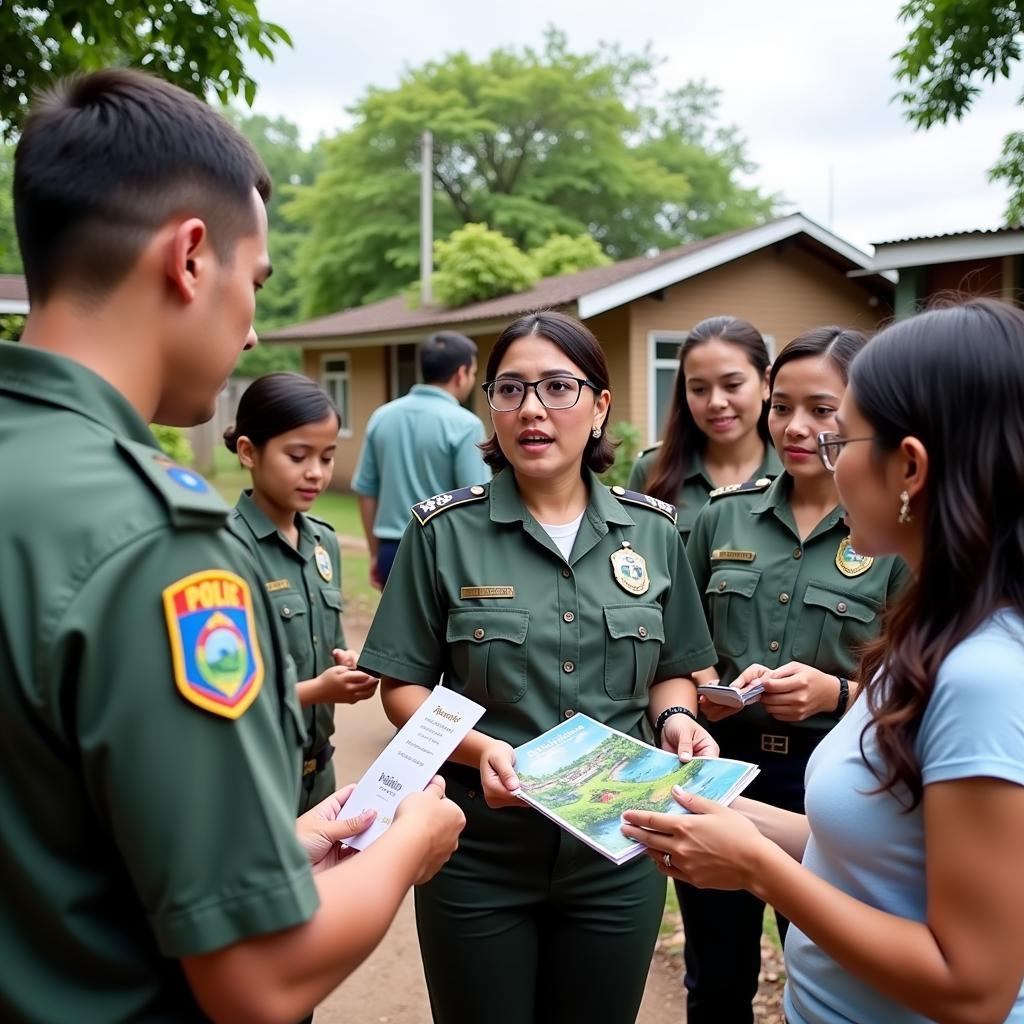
[316,618,785,1023]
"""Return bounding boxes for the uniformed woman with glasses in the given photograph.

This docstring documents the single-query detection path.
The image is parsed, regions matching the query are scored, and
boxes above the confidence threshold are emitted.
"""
[358,311,719,1024]
[674,327,910,1024]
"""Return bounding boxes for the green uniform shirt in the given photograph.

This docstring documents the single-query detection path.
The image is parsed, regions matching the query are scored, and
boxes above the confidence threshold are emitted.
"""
[358,469,717,748]
[687,474,910,745]
[229,491,347,766]
[627,444,783,543]
[0,346,317,1022]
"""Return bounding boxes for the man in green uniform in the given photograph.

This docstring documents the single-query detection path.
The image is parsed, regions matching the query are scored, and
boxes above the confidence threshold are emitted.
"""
[0,69,463,1023]
[230,492,354,809]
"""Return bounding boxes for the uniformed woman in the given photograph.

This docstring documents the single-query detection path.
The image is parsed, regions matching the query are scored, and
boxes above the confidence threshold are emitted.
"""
[675,327,909,1024]
[627,315,782,544]
[225,372,379,813]
[358,311,719,1024]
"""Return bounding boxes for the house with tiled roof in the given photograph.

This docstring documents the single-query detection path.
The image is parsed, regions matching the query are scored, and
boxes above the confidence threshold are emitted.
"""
[262,212,896,489]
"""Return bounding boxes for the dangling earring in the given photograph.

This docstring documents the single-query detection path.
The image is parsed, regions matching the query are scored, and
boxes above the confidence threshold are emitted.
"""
[898,490,913,524]
[592,426,602,439]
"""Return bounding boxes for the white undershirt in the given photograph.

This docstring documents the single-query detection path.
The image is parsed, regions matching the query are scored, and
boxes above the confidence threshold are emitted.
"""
[537,510,586,561]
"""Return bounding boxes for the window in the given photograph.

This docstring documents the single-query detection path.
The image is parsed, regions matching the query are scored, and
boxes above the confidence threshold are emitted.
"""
[322,355,352,436]
[647,332,686,445]
[390,343,419,399]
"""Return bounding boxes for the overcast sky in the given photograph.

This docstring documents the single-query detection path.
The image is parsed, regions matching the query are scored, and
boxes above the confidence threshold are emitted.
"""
[248,0,1022,253]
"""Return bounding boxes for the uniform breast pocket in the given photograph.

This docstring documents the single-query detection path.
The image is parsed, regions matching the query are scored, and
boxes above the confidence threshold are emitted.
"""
[791,582,879,669]
[603,604,666,701]
[705,567,761,658]
[269,592,312,676]
[446,608,530,704]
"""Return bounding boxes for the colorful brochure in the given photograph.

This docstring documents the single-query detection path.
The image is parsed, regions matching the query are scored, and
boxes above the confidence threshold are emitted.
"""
[513,714,759,865]
[342,686,485,851]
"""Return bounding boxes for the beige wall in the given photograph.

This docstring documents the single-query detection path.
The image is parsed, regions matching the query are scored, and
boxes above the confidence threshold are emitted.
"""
[304,345,388,491]
[625,244,890,443]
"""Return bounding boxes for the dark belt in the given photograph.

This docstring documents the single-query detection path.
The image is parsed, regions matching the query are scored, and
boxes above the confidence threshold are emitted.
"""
[302,744,334,778]
[716,727,824,762]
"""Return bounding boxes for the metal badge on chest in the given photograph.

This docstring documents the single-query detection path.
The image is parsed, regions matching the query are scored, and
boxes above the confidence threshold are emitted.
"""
[610,541,650,595]
[835,536,873,578]
[314,545,333,582]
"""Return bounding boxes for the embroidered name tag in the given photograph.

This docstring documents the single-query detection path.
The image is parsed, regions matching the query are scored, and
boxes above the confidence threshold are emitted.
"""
[460,586,515,599]
[265,579,290,592]
[711,549,756,562]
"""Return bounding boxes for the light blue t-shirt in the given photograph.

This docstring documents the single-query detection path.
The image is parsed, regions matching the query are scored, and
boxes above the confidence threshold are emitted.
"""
[785,610,1024,1024]
[351,385,490,540]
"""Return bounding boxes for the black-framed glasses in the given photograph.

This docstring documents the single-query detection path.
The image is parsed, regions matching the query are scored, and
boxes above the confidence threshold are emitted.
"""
[816,431,877,472]
[481,375,599,412]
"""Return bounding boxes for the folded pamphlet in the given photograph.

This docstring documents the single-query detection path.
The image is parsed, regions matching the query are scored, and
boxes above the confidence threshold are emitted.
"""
[513,714,759,865]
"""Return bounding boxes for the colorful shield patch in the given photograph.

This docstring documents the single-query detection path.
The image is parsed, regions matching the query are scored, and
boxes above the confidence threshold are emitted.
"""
[162,570,264,718]
[835,536,874,578]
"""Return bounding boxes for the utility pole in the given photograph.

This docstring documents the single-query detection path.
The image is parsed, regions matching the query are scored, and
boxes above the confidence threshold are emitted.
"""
[420,130,433,306]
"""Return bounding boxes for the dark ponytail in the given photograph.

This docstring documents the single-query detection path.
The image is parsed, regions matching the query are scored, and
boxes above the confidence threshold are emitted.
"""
[224,372,339,452]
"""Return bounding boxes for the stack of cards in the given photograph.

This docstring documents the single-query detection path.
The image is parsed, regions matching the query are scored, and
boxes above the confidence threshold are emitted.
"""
[696,683,764,708]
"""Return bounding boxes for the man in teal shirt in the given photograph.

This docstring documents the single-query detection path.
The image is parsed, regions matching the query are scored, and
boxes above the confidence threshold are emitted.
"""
[353,331,490,586]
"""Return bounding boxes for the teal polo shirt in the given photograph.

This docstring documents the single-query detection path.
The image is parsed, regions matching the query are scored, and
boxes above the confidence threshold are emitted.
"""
[352,385,490,540]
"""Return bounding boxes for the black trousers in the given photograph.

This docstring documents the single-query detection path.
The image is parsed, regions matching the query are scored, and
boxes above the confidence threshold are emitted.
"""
[676,747,809,1024]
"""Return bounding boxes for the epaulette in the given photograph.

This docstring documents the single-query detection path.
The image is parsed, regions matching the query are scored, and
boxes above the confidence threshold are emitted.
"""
[609,486,677,524]
[411,484,488,526]
[116,438,229,529]
[638,441,663,457]
[305,512,337,534]
[708,477,773,500]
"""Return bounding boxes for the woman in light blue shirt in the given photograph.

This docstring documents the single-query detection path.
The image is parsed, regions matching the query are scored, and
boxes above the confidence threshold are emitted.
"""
[623,299,1024,1024]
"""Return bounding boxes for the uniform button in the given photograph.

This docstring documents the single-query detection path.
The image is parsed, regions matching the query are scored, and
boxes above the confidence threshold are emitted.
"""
[467,789,477,798]
[561,568,571,578]
[473,627,485,640]
[563,611,575,623]
[793,548,802,560]
[282,606,292,617]
[564,708,575,718]
[717,580,728,591]
[779,593,790,604]
[638,626,648,638]
[768,640,780,652]
[563,661,575,673]
[837,601,848,613]
[313,636,319,645]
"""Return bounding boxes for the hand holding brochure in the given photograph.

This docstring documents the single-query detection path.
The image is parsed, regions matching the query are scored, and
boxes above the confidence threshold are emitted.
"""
[513,715,759,865]
[342,686,485,851]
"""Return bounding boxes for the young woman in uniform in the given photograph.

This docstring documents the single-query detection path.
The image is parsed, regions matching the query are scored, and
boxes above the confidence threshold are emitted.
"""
[627,316,782,543]
[623,299,1024,1024]
[225,372,379,812]
[358,311,720,1024]
[671,327,909,1024]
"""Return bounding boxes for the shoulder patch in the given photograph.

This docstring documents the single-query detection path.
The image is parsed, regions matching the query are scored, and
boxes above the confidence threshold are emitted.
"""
[708,477,773,501]
[609,486,677,524]
[117,438,229,528]
[411,484,488,526]
[162,569,264,719]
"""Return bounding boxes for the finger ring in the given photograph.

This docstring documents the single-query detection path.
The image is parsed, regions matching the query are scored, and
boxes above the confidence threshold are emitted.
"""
[663,851,673,869]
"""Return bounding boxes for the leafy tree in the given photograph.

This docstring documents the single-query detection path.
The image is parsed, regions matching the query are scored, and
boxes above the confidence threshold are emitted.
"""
[151,424,194,466]
[894,1,1024,222]
[0,1,291,138]
[430,223,538,307]
[530,233,611,277]
[289,29,776,317]
[0,142,21,274]
[224,110,324,375]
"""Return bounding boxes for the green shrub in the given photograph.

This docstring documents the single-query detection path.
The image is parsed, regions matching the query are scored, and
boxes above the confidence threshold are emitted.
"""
[151,424,194,466]
[601,421,642,489]
[530,234,611,277]
[430,223,539,308]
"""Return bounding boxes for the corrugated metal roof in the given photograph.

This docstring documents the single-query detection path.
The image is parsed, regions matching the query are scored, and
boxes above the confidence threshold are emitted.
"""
[873,225,1024,247]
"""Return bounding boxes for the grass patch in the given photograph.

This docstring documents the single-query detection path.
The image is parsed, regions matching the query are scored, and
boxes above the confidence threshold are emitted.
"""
[763,905,782,952]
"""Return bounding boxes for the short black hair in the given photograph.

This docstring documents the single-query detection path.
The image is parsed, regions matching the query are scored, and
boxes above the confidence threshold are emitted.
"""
[419,331,477,385]
[480,311,617,473]
[224,372,339,452]
[14,68,271,304]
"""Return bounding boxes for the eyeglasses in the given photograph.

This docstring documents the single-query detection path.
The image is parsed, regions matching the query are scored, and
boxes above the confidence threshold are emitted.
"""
[816,431,877,472]
[482,375,599,412]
